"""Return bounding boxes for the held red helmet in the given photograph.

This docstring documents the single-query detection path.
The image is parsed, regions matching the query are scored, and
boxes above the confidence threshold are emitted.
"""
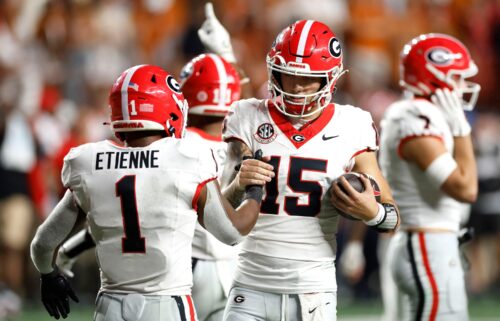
[109,65,188,140]
[266,20,346,118]
[400,33,480,110]
[179,54,240,117]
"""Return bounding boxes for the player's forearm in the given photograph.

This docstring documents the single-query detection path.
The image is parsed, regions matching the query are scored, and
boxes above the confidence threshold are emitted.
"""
[446,135,477,202]
[231,200,260,235]
[31,191,80,273]
[222,178,245,207]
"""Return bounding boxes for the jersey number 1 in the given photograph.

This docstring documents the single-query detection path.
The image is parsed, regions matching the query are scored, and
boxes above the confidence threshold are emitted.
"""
[116,175,146,253]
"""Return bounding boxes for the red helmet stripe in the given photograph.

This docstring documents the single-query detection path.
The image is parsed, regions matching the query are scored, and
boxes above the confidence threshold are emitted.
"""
[120,65,145,121]
[208,54,228,107]
[296,20,314,63]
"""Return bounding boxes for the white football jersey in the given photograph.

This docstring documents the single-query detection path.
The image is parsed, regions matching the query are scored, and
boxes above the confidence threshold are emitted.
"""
[222,98,378,293]
[186,127,238,261]
[62,138,217,295]
[379,98,465,232]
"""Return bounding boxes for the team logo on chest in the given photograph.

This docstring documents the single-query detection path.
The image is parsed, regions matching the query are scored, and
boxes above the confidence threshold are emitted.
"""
[291,134,305,142]
[254,123,277,144]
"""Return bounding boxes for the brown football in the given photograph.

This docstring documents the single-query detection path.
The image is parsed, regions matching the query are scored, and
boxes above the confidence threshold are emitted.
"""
[331,172,381,220]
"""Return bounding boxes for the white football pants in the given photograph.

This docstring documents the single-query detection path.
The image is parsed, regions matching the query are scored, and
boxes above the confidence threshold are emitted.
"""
[94,293,197,321]
[390,231,469,321]
[192,259,236,321]
[378,234,403,321]
[223,287,336,321]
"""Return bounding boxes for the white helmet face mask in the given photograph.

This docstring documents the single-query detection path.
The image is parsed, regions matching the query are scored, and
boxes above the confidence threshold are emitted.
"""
[267,54,344,118]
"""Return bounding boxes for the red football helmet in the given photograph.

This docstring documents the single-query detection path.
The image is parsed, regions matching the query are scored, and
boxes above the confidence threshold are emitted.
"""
[179,54,240,117]
[266,20,346,118]
[400,33,480,110]
[109,65,188,140]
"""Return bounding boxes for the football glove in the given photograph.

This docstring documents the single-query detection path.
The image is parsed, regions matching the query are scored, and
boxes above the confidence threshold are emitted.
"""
[198,2,236,63]
[40,267,79,319]
[431,88,471,137]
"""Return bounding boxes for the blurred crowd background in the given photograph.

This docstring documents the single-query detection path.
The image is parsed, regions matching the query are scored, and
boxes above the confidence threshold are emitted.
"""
[0,0,499,319]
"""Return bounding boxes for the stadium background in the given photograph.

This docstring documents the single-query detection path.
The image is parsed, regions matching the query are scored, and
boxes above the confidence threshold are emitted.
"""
[0,0,499,320]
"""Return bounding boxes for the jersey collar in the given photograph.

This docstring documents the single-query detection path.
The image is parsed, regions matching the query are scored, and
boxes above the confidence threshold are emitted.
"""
[268,101,335,148]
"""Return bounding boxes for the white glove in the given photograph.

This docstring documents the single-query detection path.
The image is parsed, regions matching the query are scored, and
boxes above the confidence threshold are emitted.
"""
[339,241,365,283]
[197,2,236,63]
[55,248,77,278]
[431,88,471,137]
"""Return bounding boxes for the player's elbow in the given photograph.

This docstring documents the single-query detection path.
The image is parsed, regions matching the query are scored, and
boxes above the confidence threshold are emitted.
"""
[442,181,478,203]
[458,186,477,203]
[30,232,51,260]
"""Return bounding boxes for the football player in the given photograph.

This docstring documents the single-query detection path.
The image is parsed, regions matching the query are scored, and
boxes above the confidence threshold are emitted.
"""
[379,34,479,321]
[54,5,251,321]
[219,20,399,321]
[180,52,243,321]
[30,65,264,320]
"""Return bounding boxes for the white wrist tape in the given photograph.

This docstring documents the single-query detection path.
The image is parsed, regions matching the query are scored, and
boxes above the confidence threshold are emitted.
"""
[364,203,399,232]
[364,203,385,226]
[203,181,243,246]
[425,153,457,188]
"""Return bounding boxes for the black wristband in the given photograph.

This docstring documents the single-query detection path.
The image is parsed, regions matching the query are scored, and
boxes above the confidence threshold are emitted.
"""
[244,185,264,203]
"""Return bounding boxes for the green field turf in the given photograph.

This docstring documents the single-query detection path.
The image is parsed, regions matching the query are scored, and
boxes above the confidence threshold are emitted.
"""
[11,296,500,321]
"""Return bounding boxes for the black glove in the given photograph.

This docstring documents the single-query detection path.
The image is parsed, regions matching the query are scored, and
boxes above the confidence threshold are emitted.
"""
[40,267,79,319]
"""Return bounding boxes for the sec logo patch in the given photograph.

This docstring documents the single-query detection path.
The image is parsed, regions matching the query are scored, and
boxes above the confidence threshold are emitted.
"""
[254,123,277,144]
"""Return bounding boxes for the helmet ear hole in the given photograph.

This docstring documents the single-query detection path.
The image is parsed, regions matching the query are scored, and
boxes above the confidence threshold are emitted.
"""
[272,71,282,88]
[170,112,179,121]
[151,74,157,83]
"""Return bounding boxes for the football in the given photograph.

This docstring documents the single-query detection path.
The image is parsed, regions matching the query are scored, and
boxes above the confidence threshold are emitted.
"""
[331,172,381,220]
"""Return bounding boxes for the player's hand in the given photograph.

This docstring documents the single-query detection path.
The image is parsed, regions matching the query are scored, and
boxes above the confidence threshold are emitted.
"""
[235,155,274,191]
[198,2,236,63]
[339,241,365,284]
[330,175,378,221]
[431,88,471,137]
[40,267,79,319]
[55,248,77,278]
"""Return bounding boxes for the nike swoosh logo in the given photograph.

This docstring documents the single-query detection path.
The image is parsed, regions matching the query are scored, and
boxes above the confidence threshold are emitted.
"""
[308,302,331,314]
[322,134,339,141]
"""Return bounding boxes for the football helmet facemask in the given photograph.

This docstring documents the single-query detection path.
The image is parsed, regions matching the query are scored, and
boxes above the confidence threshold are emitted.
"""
[179,54,240,117]
[400,33,480,110]
[109,65,188,140]
[266,20,346,118]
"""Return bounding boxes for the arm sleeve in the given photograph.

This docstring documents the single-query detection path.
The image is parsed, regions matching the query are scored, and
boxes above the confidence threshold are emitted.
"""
[396,107,445,158]
[192,146,219,210]
[61,146,87,210]
[202,180,243,245]
[30,190,80,274]
[358,110,379,152]
[398,107,444,139]
[221,99,254,149]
